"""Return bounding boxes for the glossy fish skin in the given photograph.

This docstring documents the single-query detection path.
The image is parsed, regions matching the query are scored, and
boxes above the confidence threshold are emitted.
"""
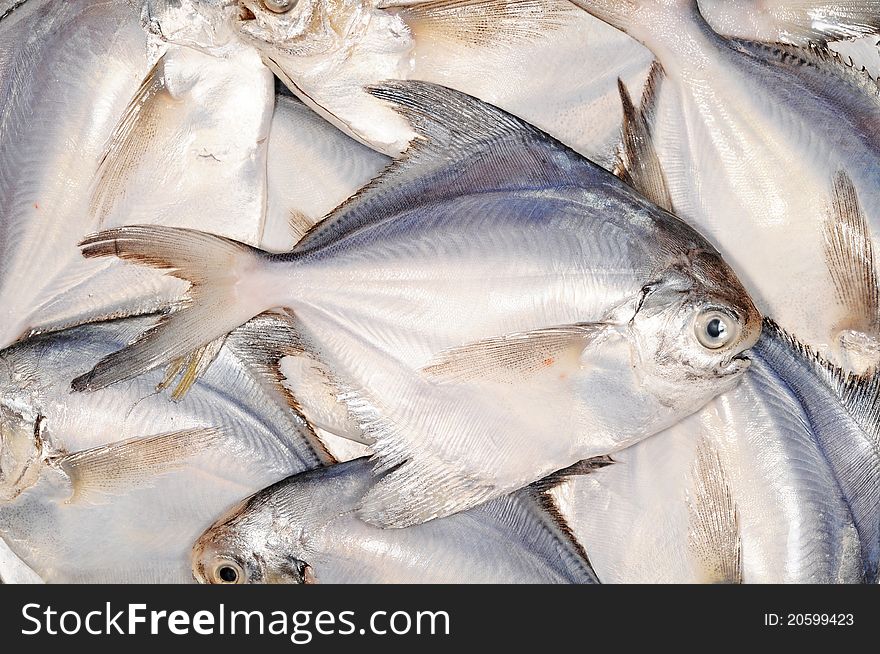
[234,0,660,162]
[262,95,389,252]
[0,315,328,583]
[560,322,865,583]
[0,0,164,348]
[75,82,760,528]
[0,0,278,348]
[229,0,873,164]
[753,323,880,582]
[192,458,596,584]
[573,0,880,373]
[699,0,880,45]
[0,534,42,584]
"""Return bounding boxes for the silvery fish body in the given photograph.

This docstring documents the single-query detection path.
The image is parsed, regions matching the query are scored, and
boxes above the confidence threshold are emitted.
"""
[573,0,880,374]
[0,0,274,347]
[74,82,761,528]
[233,0,653,162]
[262,95,389,252]
[0,314,329,583]
[192,458,596,584]
[558,321,875,583]
[208,0,873,164]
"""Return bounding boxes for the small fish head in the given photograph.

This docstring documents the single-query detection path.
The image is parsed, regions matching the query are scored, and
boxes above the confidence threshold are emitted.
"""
[237,0,415,155]
[623,250,761,422]
[0,403,44,503]
[192,498,316,584]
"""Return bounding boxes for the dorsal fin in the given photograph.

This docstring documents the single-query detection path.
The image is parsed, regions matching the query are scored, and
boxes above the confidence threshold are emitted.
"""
[761,319,880,448]
[613,62,674,212]
[731,38,880,91]
[530,455,615,494]
[294,80,600,253]
[521,456,614,584]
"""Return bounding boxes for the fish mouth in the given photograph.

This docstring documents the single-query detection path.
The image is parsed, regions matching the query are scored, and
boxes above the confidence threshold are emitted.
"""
[719,352,751,376]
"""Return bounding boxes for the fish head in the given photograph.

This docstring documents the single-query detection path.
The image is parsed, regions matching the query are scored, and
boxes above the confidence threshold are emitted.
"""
[144,1,246,51]
[236,0,416,154]
[627,248,761,414]
[0,403,45,503]
[583,248,761,441]
[192,496,316,584]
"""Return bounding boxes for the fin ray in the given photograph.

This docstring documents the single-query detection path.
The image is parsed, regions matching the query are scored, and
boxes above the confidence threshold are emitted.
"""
[57,427,222,504]
[421,323,606,384]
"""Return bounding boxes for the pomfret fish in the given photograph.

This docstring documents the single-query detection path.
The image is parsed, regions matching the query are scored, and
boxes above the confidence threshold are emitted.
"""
[225,0,873,163]
[72,82,760,528]
[0,313,331,582]
[191,457,598,584]
[573,0,880,373]
[232,0,654,163]
[0,0,275,348]
[559,322,870,583]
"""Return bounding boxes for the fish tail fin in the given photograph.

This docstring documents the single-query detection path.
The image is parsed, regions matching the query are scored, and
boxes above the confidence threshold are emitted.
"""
[71,226,273,392]
[568,0,700,40]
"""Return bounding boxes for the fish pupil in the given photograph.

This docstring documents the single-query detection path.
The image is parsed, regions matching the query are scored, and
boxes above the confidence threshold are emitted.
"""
[218,566,238,582]
[707,318,726,340]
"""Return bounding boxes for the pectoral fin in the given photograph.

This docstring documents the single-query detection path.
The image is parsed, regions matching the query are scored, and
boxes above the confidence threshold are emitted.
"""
[382,0,574,47]
[89,58,170,225]
[823,170,880,337]
[686,437,743,584]
[420,323,609,384]
[56,427,222,504]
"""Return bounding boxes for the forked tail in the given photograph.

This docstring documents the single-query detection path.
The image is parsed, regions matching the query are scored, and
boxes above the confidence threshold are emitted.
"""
[71,226,273,392]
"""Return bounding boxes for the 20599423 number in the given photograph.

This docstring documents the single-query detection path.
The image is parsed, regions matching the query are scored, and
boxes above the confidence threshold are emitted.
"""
[787,614,854,626]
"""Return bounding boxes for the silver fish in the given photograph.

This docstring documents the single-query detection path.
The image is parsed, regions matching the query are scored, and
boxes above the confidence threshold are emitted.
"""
[192,457,599,584]
[559,321,869,583]
[233,0,654,162]
[72,82,761,528]
[0,313,331,583]
[573,0,880,373]
[0,0,275,348]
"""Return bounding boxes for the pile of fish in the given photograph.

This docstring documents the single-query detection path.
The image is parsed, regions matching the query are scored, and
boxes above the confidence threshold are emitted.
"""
[1,0,879,584]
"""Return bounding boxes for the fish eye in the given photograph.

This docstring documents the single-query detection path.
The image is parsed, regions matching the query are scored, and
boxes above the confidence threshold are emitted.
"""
[694,310,739,350]
[212,560,244,584]
[262,0,297,13]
